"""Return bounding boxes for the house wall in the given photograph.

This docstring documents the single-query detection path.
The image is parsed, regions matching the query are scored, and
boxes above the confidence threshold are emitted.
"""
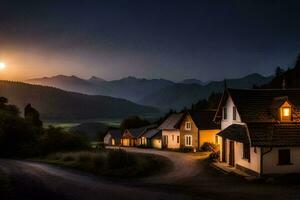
[219,138,261,174]
[263,147,300,174]
[162,130,180,149]
[221,96,243,130]
[199,129,220,147]
[179,114,199,149]
[151,139,162,149]
[235,142,261,173]
[104,133,111,145]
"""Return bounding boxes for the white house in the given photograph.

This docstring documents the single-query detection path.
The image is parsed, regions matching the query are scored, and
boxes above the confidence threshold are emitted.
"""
[215,88,300,176]
[104,129,122,146]
[158,113,184,149]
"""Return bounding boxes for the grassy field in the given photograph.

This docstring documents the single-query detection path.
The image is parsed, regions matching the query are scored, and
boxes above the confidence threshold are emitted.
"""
[34,149,172,179]
[0,169,13,199]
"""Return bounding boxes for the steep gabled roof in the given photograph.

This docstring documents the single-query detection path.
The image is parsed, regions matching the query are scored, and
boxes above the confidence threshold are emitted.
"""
[126,124,157,138]
[188,110,220,130]
[107,129,122,140]
[215,88,300,122]
[158,113,184,130]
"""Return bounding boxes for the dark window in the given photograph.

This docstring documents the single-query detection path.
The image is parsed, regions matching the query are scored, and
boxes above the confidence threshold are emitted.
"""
[233,107,237,120]
[278,149,291,165]
[243,143,250,162]
[223,107,227,120]
[177,136,180,143]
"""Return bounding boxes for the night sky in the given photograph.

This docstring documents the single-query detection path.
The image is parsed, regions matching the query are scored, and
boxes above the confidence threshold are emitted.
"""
[0,0,300,81]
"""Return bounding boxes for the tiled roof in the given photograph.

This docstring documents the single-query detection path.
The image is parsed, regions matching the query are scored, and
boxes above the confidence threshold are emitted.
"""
[218,123,300,147]
[158,113,184,130]
[217,124,249,144]
[142,129,161,139]
[107,129,122,140]
[247,123,300,147]
[188,110,220,130]
[228,89,300,122]
[127,124,157,138]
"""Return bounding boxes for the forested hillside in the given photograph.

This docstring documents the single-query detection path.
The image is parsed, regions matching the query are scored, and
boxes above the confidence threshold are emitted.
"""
[0,81,159,120]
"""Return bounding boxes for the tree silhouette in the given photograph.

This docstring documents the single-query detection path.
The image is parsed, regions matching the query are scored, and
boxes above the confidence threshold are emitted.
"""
[24,104,43,127]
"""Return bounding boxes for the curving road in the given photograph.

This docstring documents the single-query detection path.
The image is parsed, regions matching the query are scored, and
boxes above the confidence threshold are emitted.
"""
[1,148,300,200]
[108,147,207,183]
[0,149,208,200]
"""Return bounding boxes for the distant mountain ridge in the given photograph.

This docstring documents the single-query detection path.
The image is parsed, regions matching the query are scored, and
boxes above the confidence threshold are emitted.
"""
[26,73,273,111]
[138,73,274,110]
[0,81,159,120]
[180,79,208,85]
[27,75,174,102]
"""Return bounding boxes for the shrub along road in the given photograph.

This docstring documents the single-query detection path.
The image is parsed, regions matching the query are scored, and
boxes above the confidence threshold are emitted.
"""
[1,149,300,200]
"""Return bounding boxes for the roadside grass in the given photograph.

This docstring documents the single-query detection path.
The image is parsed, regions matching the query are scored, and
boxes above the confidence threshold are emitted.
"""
[0,169,14,199]
[33,149,172,179]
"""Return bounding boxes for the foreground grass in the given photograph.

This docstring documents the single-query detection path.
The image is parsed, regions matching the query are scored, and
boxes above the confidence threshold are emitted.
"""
[0,169,13,199]
[34,149,172,179]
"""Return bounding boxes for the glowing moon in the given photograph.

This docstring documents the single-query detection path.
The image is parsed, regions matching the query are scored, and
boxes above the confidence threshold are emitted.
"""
[0,62,6,70]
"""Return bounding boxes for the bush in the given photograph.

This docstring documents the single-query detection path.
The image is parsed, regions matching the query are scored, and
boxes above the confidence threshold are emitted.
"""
[179,147,194,153]
[92,154,106,168]
[78,152,92,162]
[209,151,220,161]
[107,149,136,169]
[38,126,90,156]
[201,142,217,152]
[62,155,75,162]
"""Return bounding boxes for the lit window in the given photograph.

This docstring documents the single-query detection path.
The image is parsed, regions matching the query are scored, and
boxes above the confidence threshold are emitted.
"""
[185,122,192,130]
[223,107,227,120]
[185,135,192,146]
[233,107,237,120]
[281,107,291,121]
[283,108,290,117]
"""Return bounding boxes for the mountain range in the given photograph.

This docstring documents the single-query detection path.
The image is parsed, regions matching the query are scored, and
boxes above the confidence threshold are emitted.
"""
[26,73,273,111]
[0,81,159,120]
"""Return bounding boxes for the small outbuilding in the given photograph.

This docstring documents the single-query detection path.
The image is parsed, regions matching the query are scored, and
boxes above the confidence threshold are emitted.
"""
[103,129,122,146]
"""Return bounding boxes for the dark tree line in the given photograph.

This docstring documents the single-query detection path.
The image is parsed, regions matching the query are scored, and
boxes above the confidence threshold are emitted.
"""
[0,97,89,158]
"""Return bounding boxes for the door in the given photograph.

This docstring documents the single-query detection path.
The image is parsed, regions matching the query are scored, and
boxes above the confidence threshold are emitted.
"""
[222,137,226,162]
[229,141,235,167]
[162,135,168,148]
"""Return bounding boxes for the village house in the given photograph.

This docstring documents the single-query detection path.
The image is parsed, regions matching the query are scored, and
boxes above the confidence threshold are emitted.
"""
[177,110,220,151]
[121,127,146,147]
[158,113,184,149]
[103,129,122,146]
[138,128,161,148]
[121,125,156,147]
[215,88,300,176]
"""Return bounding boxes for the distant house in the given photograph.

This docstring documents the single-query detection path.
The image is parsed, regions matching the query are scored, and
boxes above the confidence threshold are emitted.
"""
[138,128,161,148]
[215,88,300,176]
[103,129,122,146]
[158,113,184,149]
[121,125,156,147]
[151,130,163,149]
[176,110,220,151]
